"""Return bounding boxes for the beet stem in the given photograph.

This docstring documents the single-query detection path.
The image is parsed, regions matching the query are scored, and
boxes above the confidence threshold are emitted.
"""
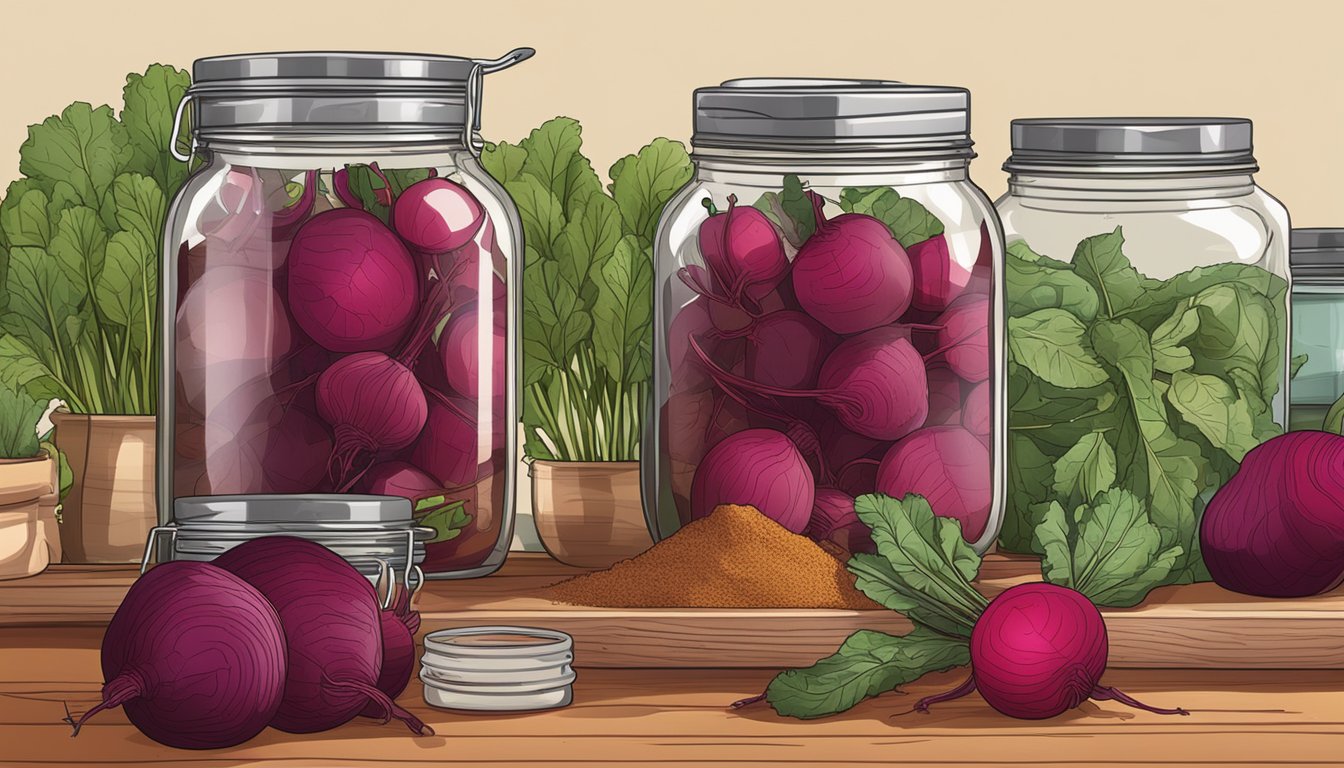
[67,671,144,737]
[902,674,977,717]
[921,324,982,362]
[330,678,434,736]
[1090,685,1189,716]
[806,190,827,230]
[729,692,767,710]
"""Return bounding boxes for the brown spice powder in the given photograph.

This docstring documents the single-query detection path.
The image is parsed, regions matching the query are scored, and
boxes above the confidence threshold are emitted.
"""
[544,504,879,609]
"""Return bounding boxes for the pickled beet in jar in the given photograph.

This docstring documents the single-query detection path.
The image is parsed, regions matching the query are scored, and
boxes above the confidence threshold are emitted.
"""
[645,79,1006,554]
[160,49,532,578]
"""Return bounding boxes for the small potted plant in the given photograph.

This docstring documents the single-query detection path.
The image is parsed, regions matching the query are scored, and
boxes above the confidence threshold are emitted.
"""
[0,383,58,579]
[0,64,190,562]
[483,119,691,567]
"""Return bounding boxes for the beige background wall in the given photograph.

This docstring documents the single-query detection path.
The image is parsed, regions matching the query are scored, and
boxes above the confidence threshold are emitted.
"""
[1,0,1342,223]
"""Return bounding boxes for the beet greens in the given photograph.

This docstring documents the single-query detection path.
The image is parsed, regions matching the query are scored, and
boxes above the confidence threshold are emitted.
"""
[742,493,1187,721]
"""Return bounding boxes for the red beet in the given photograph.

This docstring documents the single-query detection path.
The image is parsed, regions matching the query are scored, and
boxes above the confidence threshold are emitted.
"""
[697,194,789,305]
[907,234,974,313]
[364,461,442,499]
[212,537,430,736]
[805,489,875,554]
[725,310,838,390]
[690,428,815,532]
[875,426,992,542]
[393,178,486,254]
[67,561,287,749]
[316,351,428,488]
[361,584,420,718]
[790,192,914,335]
[410,393,480,488]
[439,303,506,402]
[935,294,990,383]
[287,209,420,353]
[913,583,1187,720]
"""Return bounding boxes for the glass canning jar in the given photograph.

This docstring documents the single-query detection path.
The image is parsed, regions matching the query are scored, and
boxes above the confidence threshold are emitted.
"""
[1289,228,1344,431]
[996,118,1291,560]
[159,49,533,578]
[645,79,1006,554]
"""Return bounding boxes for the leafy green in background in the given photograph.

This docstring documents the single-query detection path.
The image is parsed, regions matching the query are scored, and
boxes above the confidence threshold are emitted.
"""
[0,65,190,415]
[482,119,692,461]
[0,384,47,459]
[1002,227,1289,595]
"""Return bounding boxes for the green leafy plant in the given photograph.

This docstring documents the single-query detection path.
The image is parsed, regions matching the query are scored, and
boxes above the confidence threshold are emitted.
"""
[481,118,692,461]
[0,383,47,459]
[0,65,191,415]
[1002,228,1289,590]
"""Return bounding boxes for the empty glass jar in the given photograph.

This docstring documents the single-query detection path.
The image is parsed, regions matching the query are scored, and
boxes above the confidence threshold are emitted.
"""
[159,49,532,578]
[646,79,1006,554]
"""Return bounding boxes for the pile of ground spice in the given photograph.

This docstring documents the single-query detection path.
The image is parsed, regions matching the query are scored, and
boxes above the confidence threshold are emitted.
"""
[543,504,879,609]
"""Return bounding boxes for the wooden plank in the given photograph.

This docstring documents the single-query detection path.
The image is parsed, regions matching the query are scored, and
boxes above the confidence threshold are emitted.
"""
[3,632,1344,768]
[6,556,1344,668]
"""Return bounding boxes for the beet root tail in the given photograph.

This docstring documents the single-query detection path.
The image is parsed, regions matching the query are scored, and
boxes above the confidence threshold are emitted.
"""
[1090,685,1189,716]
[333,678,435,736]
[68,672,144,737]
[899,674,977,717]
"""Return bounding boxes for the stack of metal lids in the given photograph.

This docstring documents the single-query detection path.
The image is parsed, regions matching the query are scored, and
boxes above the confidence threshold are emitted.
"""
[142,495,431,591]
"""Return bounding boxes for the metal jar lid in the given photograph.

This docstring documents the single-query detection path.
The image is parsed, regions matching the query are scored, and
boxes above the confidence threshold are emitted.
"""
[1291,228,1344,283]
[172,47,534,158]
[692,78,972,155]
[420,626,576,712]
[174,494,414,524]
[1005,117,1257,172]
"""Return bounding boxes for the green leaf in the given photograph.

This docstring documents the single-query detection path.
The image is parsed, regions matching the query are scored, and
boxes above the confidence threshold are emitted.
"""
[4,245,86,355]
[48,206,108,290]
[383,168,431,198]
[1007,309,1110,389]
[0,382,46,459]
[520,117,603,220]
[1150,303,1199,374]
[764,628,970,719]
[1050,430,1117,511]
[609,138,692,247]
[39,439,73,498]
[416,499,472,544]
[1035,488,1183,608]
[777,174,816,243]
[849,494,987,637]
[522,260,592,373]
[554,193,622,297]
[0,189,52,248]
[1185,284,1283,409]
[838,186,944,248]
[1071,227,1150,318]
[96,231,154,336]
[19,102,131,230]
[1290,353,1308,380]
[1166,372,1258,461]
[592,236,653,386]
[481,140,528,184]
[1124,261,1286,329]
[1005,240,1100,323]
[111,173,167,250]
[1001,432,1055,553]
[1324,392,1344,435]
[119,65,191,197]
[1091,319,1202,556]
[0,335,64,410]
[342,164,392,223]
[505,175,566,262]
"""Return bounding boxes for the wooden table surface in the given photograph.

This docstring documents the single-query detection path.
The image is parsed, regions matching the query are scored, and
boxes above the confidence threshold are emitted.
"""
[2,558,1343,766]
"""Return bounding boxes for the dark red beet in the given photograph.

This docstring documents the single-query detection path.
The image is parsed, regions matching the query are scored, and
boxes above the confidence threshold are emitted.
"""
[67,561,287,749]
[907,234,973,313]
[213,537,431,736]
[697,194,789,305]
[790,192,914,335]
[876,426,991,542]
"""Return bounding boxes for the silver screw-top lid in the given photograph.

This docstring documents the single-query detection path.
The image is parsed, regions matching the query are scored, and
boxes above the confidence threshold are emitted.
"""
[692,78,972,153]
[182,48,533,137]
[174,494,414,524]
[1291,228,1344,275]
[1005,118,1256,170]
